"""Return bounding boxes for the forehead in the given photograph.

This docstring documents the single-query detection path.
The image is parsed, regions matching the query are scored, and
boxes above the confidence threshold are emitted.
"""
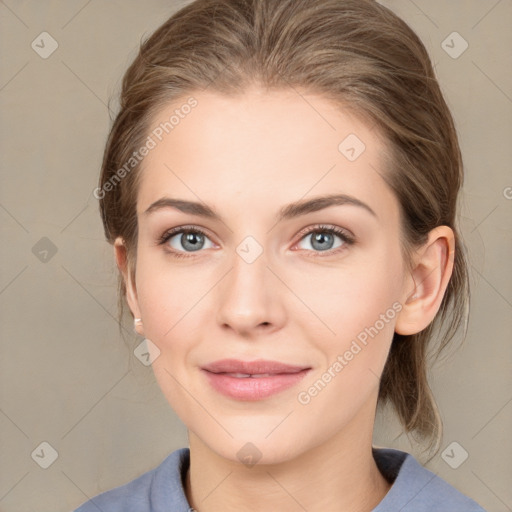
[136,88,396,222]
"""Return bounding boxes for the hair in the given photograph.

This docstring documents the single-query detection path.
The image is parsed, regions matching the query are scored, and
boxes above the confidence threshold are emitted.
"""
[97,0,470,459]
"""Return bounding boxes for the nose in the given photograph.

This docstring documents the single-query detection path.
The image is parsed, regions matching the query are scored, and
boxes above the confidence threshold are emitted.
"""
[215,250,284,337]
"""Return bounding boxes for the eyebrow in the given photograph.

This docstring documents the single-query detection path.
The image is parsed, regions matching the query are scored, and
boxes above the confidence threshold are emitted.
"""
[143,193,377,223]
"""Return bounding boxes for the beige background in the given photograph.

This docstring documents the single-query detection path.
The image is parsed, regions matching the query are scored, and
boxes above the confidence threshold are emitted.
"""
[0,1,511,511]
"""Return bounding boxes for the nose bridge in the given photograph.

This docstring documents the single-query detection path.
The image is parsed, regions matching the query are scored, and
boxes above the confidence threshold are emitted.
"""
[215,237,278,332]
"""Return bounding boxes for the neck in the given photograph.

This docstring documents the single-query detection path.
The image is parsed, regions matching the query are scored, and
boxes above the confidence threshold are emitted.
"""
[184,400,392,512]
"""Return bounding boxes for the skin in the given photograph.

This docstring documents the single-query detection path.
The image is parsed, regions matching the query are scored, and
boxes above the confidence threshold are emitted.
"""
[114,87,455,512]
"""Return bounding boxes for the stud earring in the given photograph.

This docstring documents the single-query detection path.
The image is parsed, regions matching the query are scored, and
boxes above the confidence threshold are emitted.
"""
[134,318,143,332]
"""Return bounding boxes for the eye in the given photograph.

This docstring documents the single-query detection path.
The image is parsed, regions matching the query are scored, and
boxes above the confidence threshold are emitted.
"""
[293,224,355,256]
[158,224,355,259]
[158,226,215,258]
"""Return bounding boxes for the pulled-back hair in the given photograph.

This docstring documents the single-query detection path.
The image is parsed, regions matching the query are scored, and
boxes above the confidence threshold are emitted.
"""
[97,0,470,457]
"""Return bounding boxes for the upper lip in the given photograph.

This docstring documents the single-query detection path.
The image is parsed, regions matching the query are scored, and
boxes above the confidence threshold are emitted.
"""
[202,359,310,375]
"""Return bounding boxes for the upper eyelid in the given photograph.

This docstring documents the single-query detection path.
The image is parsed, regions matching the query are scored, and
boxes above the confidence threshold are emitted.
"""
[296,224,353,239]
[160,225,214,241]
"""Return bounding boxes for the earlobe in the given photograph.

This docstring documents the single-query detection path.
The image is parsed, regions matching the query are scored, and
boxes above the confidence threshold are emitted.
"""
[395,226,455,336]
[114,237,143,334]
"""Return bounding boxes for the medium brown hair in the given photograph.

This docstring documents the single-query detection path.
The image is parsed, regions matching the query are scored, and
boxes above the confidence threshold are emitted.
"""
[97,0,470,458]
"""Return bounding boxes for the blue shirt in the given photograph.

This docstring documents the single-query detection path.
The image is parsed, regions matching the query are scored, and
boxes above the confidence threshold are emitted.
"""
[73,447,487,511]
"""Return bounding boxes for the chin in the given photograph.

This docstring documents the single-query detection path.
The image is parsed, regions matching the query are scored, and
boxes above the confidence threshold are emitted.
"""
[204,430,308,467]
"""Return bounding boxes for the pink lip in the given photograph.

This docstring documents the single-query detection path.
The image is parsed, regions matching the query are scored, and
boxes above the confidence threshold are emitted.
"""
[201,359,311,401]
[202,358,309,374]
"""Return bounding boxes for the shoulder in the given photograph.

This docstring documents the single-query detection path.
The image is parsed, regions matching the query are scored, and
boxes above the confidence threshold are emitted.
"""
[72,447,192,512]
[372,447,488,512]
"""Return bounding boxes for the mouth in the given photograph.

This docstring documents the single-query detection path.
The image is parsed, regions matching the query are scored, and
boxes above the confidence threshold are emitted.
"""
[202,358,310,375]
[215,372,288,378]
[201,359,312,400]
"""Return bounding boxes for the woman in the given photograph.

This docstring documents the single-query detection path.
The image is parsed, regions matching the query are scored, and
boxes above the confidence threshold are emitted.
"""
[75,0,487,510]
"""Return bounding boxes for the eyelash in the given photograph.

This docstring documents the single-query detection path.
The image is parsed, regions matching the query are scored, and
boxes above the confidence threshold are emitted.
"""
[157,224,355,259]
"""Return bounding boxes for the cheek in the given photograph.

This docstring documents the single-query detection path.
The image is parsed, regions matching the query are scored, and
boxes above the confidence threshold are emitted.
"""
[291,248,404,343]
[134,252,210,340]
[292,246,403,409]
[133,258,207,415]
[294,265,400,432]
[133,254,222,402]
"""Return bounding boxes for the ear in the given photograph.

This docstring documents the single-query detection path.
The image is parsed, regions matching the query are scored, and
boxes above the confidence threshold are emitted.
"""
[395,226,455,335]
[114,237,144,336]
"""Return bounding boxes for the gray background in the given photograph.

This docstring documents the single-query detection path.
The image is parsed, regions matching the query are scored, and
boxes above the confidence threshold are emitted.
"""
[0,1,511,511]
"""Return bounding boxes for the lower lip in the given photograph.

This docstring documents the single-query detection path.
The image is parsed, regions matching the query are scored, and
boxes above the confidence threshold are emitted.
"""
[202,369,311,400]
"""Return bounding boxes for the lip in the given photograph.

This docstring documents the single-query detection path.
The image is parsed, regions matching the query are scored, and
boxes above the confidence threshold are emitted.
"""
[201,359,312,401]
[202,358,310,375]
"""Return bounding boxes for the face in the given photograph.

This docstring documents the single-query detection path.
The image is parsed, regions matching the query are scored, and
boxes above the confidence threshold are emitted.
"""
[125,88,410,464]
